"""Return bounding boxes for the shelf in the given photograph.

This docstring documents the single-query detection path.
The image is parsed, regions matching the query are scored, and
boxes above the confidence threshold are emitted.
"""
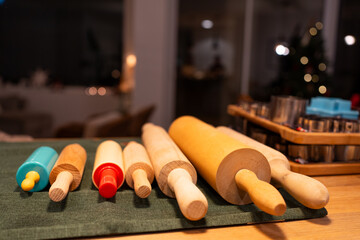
[289,161,360,176]
[228,104,360,145]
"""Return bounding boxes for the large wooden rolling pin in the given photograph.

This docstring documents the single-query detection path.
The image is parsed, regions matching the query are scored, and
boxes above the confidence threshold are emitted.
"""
[142,123,208,221]
[123,141,154,198]
[49,144,87,202]
[217,126,329,209]
[169,116,286,216]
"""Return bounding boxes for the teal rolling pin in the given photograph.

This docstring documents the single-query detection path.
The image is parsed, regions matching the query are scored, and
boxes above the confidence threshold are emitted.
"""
[16,146,58,192]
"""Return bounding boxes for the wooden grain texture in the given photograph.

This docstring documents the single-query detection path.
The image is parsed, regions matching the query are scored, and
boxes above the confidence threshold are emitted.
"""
[216,126,289,168]
[235,169,286,216]
[227,104,360,145]
[95,174,360,240]
[168,116,285,215]
[49,171,74,202]
[141,123,197,197]
[217,126,329,209]
[49,143,87,190]
[167,168,208,221]
[123,141,154,198]
[141,123,208,221]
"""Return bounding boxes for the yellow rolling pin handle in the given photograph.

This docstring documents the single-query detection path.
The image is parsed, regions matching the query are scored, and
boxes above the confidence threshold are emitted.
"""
[21,171,40,191]
[235,169,286,216]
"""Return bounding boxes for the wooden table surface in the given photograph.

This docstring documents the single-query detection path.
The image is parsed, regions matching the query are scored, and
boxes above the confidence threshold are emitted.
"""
[92,174,360,240]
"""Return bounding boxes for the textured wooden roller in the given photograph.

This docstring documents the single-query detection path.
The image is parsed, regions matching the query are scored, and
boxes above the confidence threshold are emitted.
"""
[169,116,286,216]
[217,126,329,209]
[49,143,87,202]
[123,141,154,198]
[142,123,208,221]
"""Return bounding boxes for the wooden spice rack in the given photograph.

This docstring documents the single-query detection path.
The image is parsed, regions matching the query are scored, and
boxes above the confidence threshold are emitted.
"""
[227,104,360,176]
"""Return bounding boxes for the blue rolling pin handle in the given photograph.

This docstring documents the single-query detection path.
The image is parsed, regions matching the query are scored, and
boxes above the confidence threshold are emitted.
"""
[16,146,58,192]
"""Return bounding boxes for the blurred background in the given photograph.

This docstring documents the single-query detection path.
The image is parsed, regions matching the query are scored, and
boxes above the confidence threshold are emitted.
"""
[0,0,359,139]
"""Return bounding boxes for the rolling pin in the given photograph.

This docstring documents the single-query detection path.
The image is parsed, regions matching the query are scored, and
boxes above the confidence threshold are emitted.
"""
[142,123,208,221]
[16,146,58,192]
[49,144,87,202]
[92,140,125,198]
[123,141,154,198]
[169,116,286,216]
[217,126,329,209]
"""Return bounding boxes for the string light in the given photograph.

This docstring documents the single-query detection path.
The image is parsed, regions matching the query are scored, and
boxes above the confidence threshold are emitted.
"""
[344,35,356,46]
[201,20,213,29]
[88,87,97,96]
[85,86,108,96]
[275,44,289,56]
[309,27,318,36]
[98,87,107,96]
[318,63,327,71]
[126,54,137,67]
[312,74,319,83]
[111,69,121,79]
[300,56,309,65]
[315,22,323,30]
[304,74,312,82]
[319,85,327,94]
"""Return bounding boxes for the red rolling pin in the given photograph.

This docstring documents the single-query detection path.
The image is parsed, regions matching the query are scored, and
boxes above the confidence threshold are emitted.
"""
[92,140,125,198]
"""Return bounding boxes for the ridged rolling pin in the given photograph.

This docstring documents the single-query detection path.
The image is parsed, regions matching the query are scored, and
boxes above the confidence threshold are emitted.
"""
[169,116,286,216]
[217,126,329,209]
[49,144,87,202]
[123,141,154,198]
[142,123,208,221]
[92,140,125,198]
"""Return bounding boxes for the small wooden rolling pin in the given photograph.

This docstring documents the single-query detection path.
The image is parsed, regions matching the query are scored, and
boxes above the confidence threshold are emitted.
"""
[169,116,286,216]
[142,123,208,221]
[92,140,125,199]
[217,126,329,209]
[123,141,154,198]
[49,144,87,202]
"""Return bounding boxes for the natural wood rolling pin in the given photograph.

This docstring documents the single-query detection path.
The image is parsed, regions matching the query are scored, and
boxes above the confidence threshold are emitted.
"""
[123,141,154,198]
[49,144,87,202]
[169,116,286,216]
[142,123,208,221]
[217,126,330,209]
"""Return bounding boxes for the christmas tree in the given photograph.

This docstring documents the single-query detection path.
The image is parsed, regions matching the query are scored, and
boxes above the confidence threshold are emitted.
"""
[271,22,331,99]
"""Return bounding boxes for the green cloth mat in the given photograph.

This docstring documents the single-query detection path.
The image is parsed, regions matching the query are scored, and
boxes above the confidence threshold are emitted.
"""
[0,139,327,240]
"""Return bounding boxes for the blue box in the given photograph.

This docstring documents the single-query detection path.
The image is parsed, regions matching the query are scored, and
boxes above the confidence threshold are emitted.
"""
[306,96,359,120]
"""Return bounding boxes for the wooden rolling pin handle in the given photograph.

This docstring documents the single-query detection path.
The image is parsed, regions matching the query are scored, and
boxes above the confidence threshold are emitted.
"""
[235,169,286,216]
[132,169,152,198]
[270,160,329,209]
[49,171,74,202]
[168,168,208,221]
